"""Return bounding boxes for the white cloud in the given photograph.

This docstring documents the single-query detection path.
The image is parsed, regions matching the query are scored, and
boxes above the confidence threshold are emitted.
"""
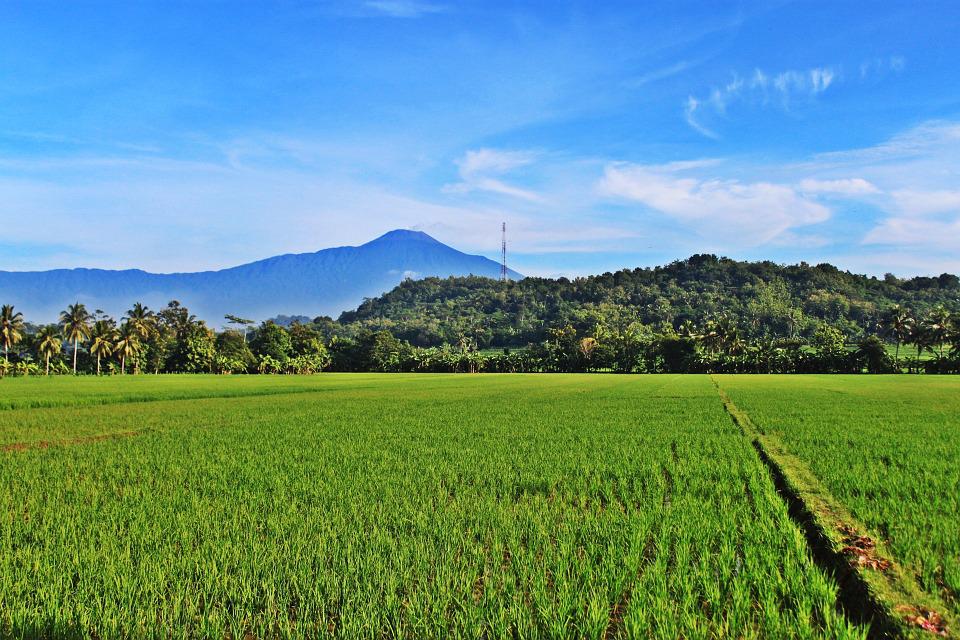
[445,148,543,202]
[598,162,830,245]
[799,178,879,195]
[891,189,960,216]
[791,121,960,256]
[685,65,838,137]
[863,216,960,251]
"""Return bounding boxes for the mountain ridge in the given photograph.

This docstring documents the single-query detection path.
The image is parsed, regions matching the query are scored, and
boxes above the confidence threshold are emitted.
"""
[0,230,522,323]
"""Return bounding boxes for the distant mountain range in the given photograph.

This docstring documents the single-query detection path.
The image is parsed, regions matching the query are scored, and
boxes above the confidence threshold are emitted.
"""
[0,230,522,323]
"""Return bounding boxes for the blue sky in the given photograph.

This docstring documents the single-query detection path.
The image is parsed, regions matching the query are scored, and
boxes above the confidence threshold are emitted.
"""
[1,1,959,278]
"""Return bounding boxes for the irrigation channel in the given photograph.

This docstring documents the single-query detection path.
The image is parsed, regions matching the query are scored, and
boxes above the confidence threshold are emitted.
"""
[710,376,954,639]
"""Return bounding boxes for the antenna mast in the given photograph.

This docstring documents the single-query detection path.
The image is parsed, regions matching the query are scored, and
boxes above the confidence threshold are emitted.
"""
[500,222,508,282]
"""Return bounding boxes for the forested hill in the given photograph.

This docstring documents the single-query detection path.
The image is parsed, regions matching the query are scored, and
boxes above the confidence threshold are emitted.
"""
[337,255,960,348]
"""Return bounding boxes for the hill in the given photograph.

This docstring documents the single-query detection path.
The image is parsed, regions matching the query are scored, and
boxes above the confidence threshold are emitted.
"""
[337,255,960,347]
[0,230,521,323]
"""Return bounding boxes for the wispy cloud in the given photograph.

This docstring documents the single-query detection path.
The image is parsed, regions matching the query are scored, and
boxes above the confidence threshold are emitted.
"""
[811,120,960,166]
[859,55,906,79]
[685,65,838,137]
[684,97,718,139]
[444,148,543,202]
[363,1,445,18]
[799,178,879,196]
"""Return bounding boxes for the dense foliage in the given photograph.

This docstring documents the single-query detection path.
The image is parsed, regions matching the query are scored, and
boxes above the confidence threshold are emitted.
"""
[1,255,958,376]
[339,255,960,346]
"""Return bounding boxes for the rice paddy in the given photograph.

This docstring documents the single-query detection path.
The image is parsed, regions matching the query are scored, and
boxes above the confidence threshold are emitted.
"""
[1,374,956,638]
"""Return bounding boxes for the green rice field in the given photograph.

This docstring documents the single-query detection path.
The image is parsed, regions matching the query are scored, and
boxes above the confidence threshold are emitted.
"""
[717,375,960,622]
[1,374,957,638]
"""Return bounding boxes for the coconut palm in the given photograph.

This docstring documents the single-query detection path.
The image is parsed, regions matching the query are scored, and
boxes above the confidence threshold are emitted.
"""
[881,304,913,369]
[950,312,960,356]
[907,322,933,373]
[35,325,63,376]
[114,321,140,375]
[924,305,952,359]
[124,303,154,373]
[1,304,26,364]
[59,302,92,374]
[89,320,116,376]
[677,320,699,341]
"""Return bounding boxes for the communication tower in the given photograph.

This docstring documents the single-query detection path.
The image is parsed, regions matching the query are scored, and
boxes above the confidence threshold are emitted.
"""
[500,222,508,282]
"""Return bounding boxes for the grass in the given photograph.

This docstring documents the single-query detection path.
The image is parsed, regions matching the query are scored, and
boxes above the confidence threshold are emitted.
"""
[717,374,960,625]
[0,374,867,639]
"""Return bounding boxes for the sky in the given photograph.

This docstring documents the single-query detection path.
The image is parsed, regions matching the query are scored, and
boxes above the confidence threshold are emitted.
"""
[1,0,959,278]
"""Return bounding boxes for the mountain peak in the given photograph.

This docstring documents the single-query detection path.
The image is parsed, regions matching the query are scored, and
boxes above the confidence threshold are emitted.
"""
[365,229,440,246]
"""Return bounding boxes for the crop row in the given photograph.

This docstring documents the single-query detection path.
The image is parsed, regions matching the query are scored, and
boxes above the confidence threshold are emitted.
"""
[718,374,960,621]
[0,375,866,638]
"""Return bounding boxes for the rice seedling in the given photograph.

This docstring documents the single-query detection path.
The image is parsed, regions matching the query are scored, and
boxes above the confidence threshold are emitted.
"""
[0,374,868,638]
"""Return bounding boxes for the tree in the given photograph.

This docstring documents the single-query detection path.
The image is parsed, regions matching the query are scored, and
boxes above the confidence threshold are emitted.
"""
[655,333,697,373]
[908,322,933,373]
[35,325,62,375]
[950,312,960,357]
[89,320,116,375]
[855,336,894,374]
[250,322,292,364]
[167,322,216,373]
[289,323,330,371]
[881,304,913,369]
[924,305,952,359]
[0,304,25,364]
[811,324,848,373]
[215,330,256,373]
[225,314,255,343]
[578,337,598,371]
[114,321,141,374]
[124,303,154,373]
[59,302,92,374]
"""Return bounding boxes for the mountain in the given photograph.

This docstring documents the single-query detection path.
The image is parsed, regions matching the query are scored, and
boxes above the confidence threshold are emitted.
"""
[0,230,522,323]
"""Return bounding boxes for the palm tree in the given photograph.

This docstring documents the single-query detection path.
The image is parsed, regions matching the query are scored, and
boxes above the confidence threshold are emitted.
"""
[124,303,154,374]
[881,304,913,369]
[700,319,722,354]
[950,312,960,356]
[1,304,25,364]
[89,320,116,376]
[59,302,92,374]
[677,320,699,340]
[908,322,932,373]
[35,325,62,376]
[114,321,140,375]
[924,305,952,359]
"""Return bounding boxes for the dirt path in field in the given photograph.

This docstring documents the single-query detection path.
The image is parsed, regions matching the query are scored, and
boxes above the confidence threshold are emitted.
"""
[1,430,140,452]
[710,375,954,639]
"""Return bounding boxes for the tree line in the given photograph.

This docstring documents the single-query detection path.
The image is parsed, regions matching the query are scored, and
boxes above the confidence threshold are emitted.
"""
[338,255,960,349]
[1,298,958,376]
